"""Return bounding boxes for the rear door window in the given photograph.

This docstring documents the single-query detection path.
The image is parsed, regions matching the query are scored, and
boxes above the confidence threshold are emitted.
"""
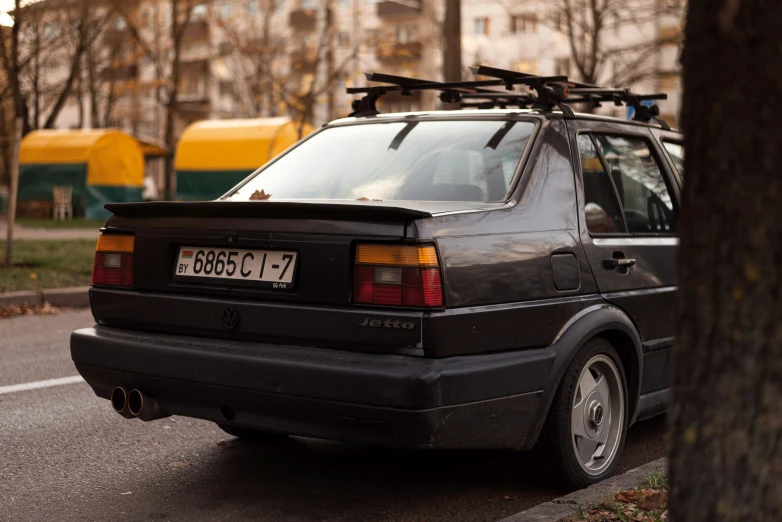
[577,133,677,235]
[662,141,684,179]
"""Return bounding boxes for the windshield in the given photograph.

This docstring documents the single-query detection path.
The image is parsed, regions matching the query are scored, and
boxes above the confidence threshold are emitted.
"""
[227,119,536,202]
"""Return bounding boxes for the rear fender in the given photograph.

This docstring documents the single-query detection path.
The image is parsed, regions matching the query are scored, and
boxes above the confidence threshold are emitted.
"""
[521,303,643,450]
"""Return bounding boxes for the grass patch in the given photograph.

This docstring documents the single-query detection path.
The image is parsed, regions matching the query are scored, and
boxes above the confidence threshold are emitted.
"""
[0,239,96,292]
[637,470,668,491]
[16,218,105,229]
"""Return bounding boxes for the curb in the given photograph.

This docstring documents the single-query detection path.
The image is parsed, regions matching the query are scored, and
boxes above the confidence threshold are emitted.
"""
[498,458,668,522]
[0,286,90,309]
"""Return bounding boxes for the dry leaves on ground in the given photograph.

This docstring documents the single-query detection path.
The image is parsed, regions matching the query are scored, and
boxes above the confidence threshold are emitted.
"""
[570,488,667,522]
[0,302,69,318]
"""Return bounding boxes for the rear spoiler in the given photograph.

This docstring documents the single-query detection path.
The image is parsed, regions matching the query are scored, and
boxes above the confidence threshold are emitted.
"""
[104,201,433,222]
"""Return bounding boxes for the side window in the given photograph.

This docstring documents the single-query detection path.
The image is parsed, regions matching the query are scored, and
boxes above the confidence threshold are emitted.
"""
[577,134,624,234]
[592,135,677,234]
[662,141,684,179]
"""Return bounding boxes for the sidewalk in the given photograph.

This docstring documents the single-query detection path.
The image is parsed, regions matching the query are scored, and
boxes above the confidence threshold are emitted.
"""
[0,218,99,240]
[499,458,667,522]
[0,286,90,309]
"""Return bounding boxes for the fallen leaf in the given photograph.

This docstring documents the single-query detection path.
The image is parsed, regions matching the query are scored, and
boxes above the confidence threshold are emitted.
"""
[502,495,518,501]
[217,440,229,447]
[249,189,272,201]
[168,461,189,467]
[29,273,37,279]
[616,490,644,503]
[638,491,667,511]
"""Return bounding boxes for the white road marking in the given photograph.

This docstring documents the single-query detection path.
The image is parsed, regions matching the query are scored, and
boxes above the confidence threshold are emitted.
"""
[0,375,85,395]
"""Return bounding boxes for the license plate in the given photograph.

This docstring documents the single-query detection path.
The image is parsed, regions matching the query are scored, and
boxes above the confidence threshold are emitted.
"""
[175,246,297,289]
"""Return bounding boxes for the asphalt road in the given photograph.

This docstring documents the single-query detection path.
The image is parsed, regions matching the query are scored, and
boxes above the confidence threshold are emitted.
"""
[0,310,667,522]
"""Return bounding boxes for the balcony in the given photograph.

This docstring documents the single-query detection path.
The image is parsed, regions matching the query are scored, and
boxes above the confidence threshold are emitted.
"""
[100,64,138,81]
[376,41,422,63]
[289,9,316,31]
[182,20,209,42]
[377,0,422,19]
[103,28,131,45]
[289,47,317,72]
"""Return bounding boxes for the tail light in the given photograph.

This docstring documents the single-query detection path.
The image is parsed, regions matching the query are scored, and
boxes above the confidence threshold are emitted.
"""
[354,244,443,308]
[92,233,134,288]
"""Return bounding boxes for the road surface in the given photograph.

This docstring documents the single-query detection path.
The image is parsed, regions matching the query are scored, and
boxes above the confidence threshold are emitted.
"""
[0,310,667,521]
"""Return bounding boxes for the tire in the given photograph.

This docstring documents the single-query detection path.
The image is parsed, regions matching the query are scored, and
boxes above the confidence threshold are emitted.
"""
[538,337,629,489]
[216,424,289,443]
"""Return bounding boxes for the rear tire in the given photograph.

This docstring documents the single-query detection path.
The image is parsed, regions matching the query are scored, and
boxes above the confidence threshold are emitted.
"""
[217,424,289,443]
[538,338,629,489]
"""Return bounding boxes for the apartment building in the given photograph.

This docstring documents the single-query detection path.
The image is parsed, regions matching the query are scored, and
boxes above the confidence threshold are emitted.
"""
[21,0,683,138]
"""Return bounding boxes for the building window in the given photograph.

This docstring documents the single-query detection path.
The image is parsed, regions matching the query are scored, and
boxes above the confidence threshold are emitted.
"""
[554,57,570,76]
[114,15,127,30]
[396,24,416,43]
[474,17,490,36]
[337,31,351,48]
[246,0,258,17]
[510,13,537,34]
[192,3,209,19]
[219,3,233,19]
[301,0,316,8]
[552,10,563,32]
[365,29,379,47]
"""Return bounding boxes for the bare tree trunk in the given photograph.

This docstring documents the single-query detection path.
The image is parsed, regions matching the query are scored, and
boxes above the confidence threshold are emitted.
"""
[442,0,461,82]
[87,44,100,127]
[669,1,782,520]
[163,0,193,200]
[43,1,90,129]
[76,56,84,128]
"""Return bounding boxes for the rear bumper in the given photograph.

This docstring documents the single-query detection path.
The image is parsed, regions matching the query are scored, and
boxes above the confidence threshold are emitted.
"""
[71,326,555,449]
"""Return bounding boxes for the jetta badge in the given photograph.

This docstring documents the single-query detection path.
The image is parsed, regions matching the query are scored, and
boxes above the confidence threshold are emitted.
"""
[221,307,239,329]
[358,317,416,330]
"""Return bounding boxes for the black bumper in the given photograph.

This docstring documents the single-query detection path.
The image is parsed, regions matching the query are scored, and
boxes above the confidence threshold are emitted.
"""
[71,326,556,449]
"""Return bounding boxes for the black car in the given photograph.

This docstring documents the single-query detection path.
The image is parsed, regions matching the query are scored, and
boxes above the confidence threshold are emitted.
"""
[71,67,683,488]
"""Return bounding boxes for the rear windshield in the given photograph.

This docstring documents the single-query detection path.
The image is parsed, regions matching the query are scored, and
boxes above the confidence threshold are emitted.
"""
[227,119,536,202]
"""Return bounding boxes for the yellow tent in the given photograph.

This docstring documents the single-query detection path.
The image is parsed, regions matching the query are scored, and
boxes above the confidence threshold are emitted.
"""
[174,117,313,201]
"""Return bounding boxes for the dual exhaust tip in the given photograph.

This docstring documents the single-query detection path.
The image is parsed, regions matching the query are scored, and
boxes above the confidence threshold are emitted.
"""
[111,386,168,421]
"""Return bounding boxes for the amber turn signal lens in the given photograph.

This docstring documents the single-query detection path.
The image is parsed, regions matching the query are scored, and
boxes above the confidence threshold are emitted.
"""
[96,234,134,253]
[355,244,438,267]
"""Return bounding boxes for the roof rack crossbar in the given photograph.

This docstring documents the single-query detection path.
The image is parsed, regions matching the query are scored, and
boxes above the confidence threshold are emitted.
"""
[346,65,672,128]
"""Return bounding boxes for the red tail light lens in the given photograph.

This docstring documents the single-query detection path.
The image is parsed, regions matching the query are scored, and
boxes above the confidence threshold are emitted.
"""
[354,245,443,308]
[92,234,134,288]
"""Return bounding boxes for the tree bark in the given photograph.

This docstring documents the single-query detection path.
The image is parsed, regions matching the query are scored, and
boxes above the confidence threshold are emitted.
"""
[669,1,782,520]
[442,0,461,82]
[43,1,90,129]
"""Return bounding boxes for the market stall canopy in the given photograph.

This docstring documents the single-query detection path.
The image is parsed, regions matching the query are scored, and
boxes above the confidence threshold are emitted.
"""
[135,136,169,158]
[174,117,314,201]
[18,129,145,219]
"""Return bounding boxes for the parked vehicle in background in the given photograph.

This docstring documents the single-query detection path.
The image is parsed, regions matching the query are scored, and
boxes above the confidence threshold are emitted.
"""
[71,67,683,488]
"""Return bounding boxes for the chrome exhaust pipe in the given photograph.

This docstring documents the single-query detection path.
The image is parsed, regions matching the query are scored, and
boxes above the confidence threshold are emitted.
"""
[111,387,134,419]
[127,389,169,422]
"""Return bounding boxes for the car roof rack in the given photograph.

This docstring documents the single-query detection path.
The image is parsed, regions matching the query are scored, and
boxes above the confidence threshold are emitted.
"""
[346,65,671,129]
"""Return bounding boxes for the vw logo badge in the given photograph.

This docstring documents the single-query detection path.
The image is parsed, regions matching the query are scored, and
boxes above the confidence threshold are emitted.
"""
[221,307,239,330]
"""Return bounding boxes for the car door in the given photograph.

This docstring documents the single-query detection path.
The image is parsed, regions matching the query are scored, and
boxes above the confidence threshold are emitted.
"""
[568,120,680,397]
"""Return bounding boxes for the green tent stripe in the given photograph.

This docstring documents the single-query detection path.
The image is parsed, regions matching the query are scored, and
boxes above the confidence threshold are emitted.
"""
[176,169,254,201]
[18,163,142,219]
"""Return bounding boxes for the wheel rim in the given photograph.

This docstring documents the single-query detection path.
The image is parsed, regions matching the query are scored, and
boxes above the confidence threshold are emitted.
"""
[571,354,624,476]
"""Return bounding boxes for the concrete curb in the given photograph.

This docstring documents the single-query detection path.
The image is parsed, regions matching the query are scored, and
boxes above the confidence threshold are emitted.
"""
[498,458,668,522]
[0,286,90,309]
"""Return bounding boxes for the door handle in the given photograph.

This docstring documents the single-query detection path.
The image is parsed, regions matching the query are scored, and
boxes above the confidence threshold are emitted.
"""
[603,258,637,269]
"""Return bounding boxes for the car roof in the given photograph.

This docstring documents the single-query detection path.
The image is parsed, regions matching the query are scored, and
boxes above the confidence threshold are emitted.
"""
[328,109,680,133]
